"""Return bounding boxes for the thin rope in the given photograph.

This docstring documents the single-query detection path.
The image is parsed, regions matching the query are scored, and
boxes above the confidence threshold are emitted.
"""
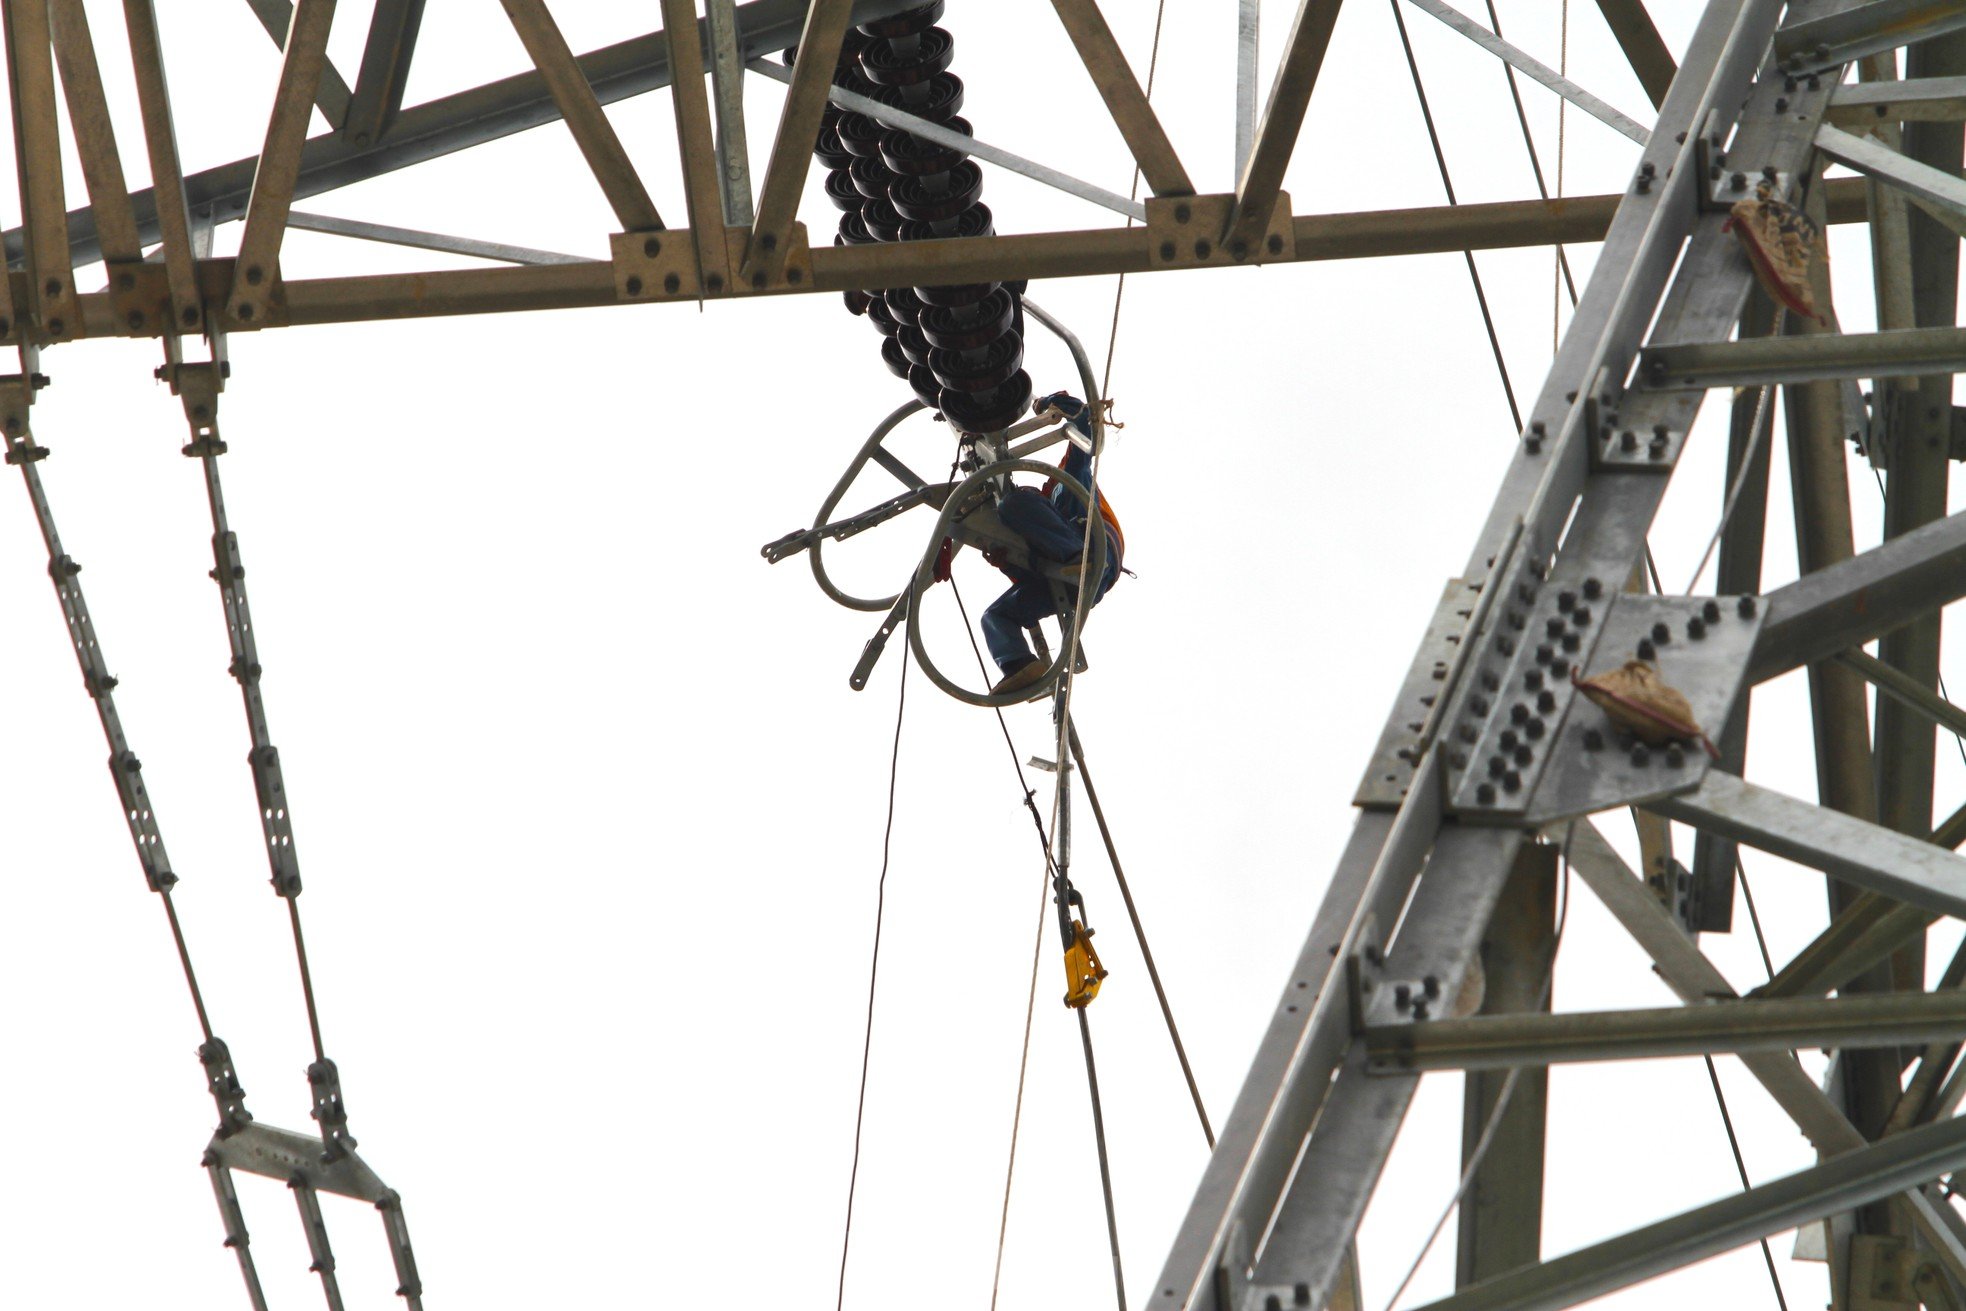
[1738,861,1776,978]
[833,652,910,1311]
[990,867,1052,1311]
[949,578,1062,1311]
[1071,724,1214,1148]
[1483,0,1575,308]
[1685,313,1786,594]
[1384,825,1574,1311]
[1099,0,1170,396]
[1079,1008,1127,1311]
[1705,1055,1792,1311]
[1389,0,1522,432]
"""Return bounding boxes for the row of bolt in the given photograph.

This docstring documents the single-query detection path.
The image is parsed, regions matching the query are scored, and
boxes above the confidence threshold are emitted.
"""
[1465,576,1605,805]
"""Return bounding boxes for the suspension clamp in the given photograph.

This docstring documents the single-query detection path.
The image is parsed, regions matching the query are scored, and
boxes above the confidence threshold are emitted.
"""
[200,1038,255,1138]
[308,1058,358,1162]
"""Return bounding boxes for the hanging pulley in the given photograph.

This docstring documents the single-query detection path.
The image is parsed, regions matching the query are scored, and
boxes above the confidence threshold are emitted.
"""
[1055,875,1108,1009]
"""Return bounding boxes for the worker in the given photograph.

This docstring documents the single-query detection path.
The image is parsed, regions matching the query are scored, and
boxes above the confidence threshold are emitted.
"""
[981,390,1124,699]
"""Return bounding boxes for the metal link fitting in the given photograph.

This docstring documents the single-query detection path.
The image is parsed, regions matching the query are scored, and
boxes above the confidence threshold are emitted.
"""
[199,1038,254,1137]
[308,1058,357,1161]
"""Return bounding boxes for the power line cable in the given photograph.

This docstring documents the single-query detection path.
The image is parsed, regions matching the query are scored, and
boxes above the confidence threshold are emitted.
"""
[1481,0,1575,308]
[833,651,910,1311]
[1388,0,1522,432]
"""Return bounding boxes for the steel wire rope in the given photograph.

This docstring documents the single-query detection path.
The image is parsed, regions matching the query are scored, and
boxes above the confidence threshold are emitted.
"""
[1703,857,1790,1311]
[1069,724,1216,1148]
[1388,0,1523,432]
[833,646,911,1311]
[1384,824,1574,1311]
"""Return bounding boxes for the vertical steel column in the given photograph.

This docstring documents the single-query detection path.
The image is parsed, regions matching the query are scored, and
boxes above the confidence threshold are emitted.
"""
[1871,27,1966,991]
[1690,290,1777,931]
[1455,844,1557,1286]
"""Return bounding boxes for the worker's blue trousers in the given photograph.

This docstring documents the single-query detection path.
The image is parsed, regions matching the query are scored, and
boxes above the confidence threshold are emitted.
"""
[981,487,1117,673]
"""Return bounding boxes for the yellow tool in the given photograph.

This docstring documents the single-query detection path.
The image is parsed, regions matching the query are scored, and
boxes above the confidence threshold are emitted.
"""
[1062,920,1108,1009]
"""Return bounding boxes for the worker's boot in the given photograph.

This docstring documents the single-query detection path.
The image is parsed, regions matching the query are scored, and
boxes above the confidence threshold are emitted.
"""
[991,659,1048,700]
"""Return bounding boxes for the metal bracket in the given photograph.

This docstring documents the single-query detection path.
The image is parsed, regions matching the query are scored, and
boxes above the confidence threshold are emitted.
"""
[1147,191,1293,270]
[615,225,810,301]
[199,1037,255,1137]
[217,258,286,330]
[1851,1234,1923,1309]
[106,260,173,337]
[205,1120,391,1203]
[308,1057,357,1162]
[612,229,699,300]
[159,359,227,453]
[1598,420,1686,468]
[1523,594,1763,824]
[733,220,813,292]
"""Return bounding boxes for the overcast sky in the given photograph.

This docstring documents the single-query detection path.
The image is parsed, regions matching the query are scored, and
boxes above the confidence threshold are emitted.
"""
[0,3,1959,1310]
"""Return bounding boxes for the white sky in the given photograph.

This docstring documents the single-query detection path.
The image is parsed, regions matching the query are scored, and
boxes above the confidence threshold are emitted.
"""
[0,3,1961,1310]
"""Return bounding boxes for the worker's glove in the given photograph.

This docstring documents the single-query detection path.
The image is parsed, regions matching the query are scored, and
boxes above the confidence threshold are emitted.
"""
[932,537,955,583]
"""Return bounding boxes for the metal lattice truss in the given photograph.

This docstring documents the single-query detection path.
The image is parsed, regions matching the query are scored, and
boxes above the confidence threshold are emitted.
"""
[14,0,1966,1309]
[0,0,1858,337]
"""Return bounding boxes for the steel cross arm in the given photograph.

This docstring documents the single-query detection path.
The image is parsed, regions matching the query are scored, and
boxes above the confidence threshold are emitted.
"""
[121,0,201,334]
[743,56,1147,221]
[1365,990,1966,1071]
[1566,820,1966,1285]
[229,0,339,325]
[284,211,595,265]
[1750,508,1966,682]
[1761,894,1938,998]
[1406,1112,1966,1311]
[742,0,851,281]
[1653,771,1966,919]
[1046,0,1194,197]
[344,0,425,148]
[1818,122,1966,225]
[242,0,352,127]
[1400,0,1652,144]
[1840,648,1966,742]
[1776,0,1966,73]
[1641,322,1966,388]
[47,0,140,265]
[1830,74,1966,124]
[1224,0,1345,252]
[22,172,1873,340]
[500,0,662,233]
[9,0,924,271]
[1595,0,1678,107]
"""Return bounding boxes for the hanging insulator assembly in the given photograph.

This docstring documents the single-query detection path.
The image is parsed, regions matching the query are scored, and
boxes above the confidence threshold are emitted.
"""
[799,2,1032,437]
